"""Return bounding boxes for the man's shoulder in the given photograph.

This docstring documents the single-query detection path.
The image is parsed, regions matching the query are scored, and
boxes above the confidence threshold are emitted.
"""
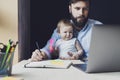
[88,19,103,24]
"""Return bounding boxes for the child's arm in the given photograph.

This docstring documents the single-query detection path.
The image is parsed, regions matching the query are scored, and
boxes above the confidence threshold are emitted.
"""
[66,39,83,60]
[75,39,83,56]
[69,39,83,60]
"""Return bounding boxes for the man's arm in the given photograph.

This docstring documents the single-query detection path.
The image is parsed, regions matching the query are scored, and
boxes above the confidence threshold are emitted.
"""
[31,29,60,61]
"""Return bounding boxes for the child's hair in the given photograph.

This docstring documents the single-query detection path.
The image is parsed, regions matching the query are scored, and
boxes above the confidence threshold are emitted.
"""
[57,19,74,33]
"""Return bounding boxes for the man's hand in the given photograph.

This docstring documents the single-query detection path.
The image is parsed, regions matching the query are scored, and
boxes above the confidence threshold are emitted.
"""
[31,49,47,61]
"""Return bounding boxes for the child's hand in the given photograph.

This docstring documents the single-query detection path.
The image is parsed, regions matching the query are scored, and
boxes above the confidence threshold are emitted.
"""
[67,52,80,60]
[59,52,80,60]
[68,49,83,60]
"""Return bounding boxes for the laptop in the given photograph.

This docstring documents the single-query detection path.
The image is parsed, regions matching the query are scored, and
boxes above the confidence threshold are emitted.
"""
[73,24,120,73]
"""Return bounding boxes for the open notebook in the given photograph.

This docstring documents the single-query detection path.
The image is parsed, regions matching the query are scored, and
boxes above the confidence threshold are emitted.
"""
[24,59,72,69]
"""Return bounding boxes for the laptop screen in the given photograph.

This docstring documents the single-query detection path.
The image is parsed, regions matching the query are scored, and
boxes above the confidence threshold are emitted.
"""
[86,24,120,73]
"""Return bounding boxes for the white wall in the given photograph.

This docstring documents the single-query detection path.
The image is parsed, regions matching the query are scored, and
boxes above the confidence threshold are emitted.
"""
[0,0,18,64]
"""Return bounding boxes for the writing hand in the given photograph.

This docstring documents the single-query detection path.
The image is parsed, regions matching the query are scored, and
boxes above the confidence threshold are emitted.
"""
[31,49,46,61]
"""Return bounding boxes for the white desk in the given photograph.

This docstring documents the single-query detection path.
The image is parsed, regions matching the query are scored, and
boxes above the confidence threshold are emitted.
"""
[5,60,120,80]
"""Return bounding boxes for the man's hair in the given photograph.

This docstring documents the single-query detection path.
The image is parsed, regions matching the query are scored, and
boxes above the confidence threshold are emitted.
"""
[57,19,74,33]
[69,0,90,5]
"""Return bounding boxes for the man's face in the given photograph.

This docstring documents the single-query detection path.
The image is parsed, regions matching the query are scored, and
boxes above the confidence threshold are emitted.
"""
[69,1,89,27]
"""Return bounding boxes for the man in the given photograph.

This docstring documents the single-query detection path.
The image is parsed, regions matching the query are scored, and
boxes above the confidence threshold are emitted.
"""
[31,0,102,61]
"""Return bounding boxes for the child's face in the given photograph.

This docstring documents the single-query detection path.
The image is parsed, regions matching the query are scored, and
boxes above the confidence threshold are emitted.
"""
[59,26,73,41]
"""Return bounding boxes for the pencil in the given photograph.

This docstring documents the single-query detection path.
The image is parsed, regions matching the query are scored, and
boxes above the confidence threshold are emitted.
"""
[35,41,44,57]
[35,42,40,52]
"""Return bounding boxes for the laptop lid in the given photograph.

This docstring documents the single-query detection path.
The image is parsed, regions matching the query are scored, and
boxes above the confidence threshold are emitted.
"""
[86,24,120,73]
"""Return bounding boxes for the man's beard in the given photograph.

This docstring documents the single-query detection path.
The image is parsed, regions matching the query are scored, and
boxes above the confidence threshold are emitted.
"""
[71,15,88,28]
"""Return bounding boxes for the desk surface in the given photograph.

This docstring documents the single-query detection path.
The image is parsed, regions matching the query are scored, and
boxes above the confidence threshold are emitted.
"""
[3,60,120,80]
